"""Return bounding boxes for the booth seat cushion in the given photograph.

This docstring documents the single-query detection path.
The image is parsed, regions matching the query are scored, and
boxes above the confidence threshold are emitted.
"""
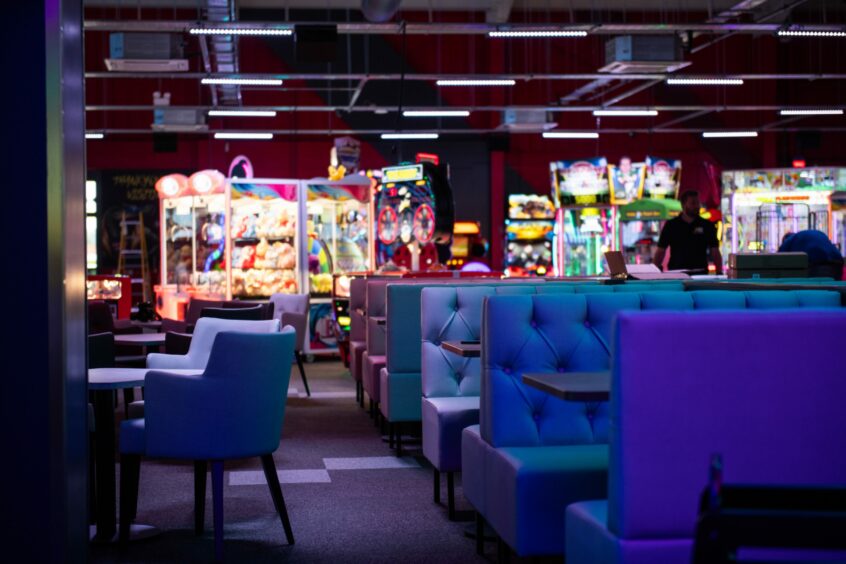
[422,396,480,472]
[362,353,385,401]
[349,340,366,383]
[566,501,693,564]
[379,368,422,422]
[486,444,609,556]
[120,418,146,455]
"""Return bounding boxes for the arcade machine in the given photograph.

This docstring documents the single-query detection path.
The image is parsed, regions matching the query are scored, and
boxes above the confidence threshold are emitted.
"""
[87,274,132,319]
[618,198,681,265]
[155,170,228,320]
[374,160,454,271]
[720,167,846,258]
[302,174,373,356]
[228,178,300,299]
[504,194,556,277]
[551,158,618,276]
[448,221,489,271]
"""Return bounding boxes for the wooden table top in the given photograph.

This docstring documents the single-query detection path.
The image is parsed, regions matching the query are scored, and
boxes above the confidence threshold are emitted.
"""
[522,371,610,402]
[441,340,481,358]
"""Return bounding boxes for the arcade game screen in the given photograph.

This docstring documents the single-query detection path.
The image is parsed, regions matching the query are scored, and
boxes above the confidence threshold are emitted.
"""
[504,194,555,276]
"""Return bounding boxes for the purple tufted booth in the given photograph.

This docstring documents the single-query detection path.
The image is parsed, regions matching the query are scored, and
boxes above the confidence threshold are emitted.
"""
[565,309,846,564]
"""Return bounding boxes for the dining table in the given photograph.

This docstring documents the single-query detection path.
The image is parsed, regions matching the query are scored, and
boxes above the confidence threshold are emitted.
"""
[89,367,202,543]
[521,371,610,402]
[440,340,481,358]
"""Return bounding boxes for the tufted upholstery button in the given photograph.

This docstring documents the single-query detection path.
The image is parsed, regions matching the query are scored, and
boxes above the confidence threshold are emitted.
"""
[530,320,538,328]
[504,367,512,375]
[557,366,566,373]
[532,412,541,422]
[584,320,591,328]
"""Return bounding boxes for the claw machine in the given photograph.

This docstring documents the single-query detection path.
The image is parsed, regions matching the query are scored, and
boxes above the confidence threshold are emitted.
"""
[302,174,373,355]
[720,167,846,257]
[228,179,301,299]
[551,158,618,276]
[155,170,228,320]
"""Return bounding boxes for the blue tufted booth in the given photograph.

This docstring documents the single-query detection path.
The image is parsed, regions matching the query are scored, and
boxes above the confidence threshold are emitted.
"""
[566,309,846,564]
[463,289,841,557]
[419,281,687,515]
[348,277,368,407]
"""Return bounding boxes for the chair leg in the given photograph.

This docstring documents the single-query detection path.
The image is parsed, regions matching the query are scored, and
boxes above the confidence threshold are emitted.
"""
[118,454,141,544]
[89,433,97,525]
[388,423,395,449]
[260,454,295,545]
[295,351,311,397]
[433,469,441,504]
[122,388,135,419]
[447,471,456,521]
[396,422,403,457]
[194,461,207,536]
[211,461,224,561]
[496,536,512,564]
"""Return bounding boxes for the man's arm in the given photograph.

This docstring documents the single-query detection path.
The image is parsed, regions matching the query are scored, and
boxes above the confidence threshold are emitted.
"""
[711,247,723,274]
[653,247,667,271]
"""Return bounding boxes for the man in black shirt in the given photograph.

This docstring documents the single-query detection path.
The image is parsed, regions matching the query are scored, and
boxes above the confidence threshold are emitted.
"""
[654,190,723,274]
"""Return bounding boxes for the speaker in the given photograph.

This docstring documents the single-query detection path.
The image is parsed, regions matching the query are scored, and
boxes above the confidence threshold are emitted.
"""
[153,132,177,152]
[294,25,338,64]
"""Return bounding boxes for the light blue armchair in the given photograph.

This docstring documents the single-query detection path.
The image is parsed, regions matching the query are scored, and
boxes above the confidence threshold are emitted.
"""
[118,330,296,560]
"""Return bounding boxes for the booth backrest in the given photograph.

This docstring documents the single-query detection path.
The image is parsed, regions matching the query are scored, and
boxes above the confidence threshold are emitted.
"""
[366,279,388,356]
[608,309,846,540]
[480,290,841,449]
[349,277,367,342]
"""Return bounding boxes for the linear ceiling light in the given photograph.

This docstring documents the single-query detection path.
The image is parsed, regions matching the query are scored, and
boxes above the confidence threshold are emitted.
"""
[436,79,516,86]
[189,28,292,36]
[779,109,843,116]
[593,109,658,117]
[208,110,278,117]
[381,133,439,140]
[542,132,599,139]
[702,131,758,138]
[214,132,274,140]
[667,77,744,85]
[488,30,588,38]
[778,30,846,37]
[403,110,470,117]
[201,78,283,86]
[85,133,104,139]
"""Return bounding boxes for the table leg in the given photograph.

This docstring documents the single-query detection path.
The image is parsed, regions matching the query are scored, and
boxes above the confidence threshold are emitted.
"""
[92,389,116,543]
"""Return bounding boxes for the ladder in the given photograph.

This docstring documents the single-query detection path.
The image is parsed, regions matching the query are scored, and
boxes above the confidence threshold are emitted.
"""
[117,211,152,306]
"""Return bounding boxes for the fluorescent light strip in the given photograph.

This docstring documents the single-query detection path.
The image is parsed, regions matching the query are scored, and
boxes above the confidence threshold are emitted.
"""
[666,78,744,85]
[778,30,846,37]
[403,110,470,117]
[85,133,104,140]
[542,132,599,139]
[190,28,292,36]
[779,109,843,116]
[436,79,516,86]
[202,78,282,86]
[593,110,658,117]
[702,131,758,138]
[381,133,439,140]
[214,132,274,140]
[208,110,278,117]
[488,30,587,38]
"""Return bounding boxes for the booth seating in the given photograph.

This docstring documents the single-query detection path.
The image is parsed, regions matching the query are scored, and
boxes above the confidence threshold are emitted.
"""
[565,310,846,564]
[348,278,368,406]
[462,289,841,558]
[361,280,388,420]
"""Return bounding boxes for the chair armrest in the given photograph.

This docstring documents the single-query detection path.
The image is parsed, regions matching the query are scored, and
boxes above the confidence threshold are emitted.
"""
[164,331,192,355]
[281,311,307,351]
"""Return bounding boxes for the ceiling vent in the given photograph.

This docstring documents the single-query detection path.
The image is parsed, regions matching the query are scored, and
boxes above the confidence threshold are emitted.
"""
[599,35,690,74]
[105,33,188,72]
[499,109,557,132]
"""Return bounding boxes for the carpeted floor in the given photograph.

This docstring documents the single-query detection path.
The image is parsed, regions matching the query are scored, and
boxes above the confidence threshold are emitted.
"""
[90,359,507,563]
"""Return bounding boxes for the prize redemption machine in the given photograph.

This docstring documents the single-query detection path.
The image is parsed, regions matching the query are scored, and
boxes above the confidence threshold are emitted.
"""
[303,175,373,356]
[155,171,228,320]
[374,162,455,271]
[720,168,846,257]
[504,194,556,277]
[618,199,681,264]
[551,158,618,276]
[228,179,300,299]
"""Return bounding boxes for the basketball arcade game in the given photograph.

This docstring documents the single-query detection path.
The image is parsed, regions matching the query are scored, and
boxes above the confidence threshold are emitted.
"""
[551,158,618,276]
[374,161,454,271]
[504,194,556,277]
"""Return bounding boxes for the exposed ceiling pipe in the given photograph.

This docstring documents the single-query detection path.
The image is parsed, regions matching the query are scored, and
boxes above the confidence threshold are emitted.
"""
[83,20,844,35]
[654,108,716,129]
